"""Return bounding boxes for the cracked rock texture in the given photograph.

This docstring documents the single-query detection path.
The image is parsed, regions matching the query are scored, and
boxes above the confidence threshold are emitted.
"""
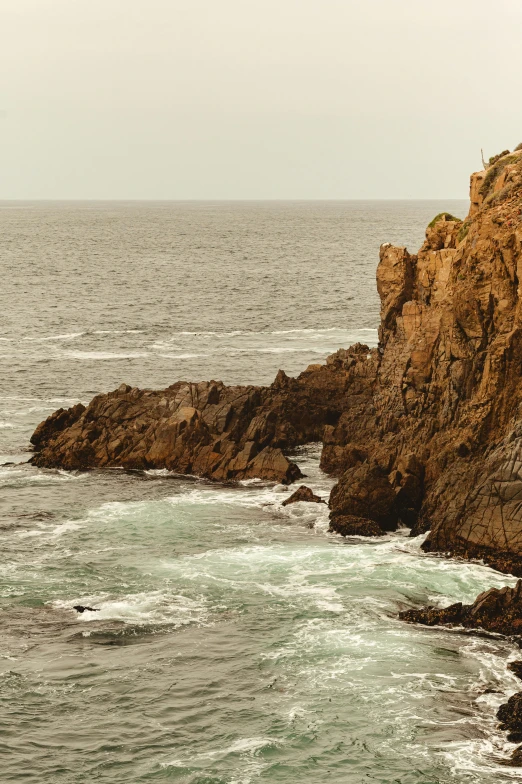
[325,149,522,556]
[30,346,372,484]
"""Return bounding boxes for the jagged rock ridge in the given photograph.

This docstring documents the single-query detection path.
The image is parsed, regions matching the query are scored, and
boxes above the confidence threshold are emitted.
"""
[30,345,373,484]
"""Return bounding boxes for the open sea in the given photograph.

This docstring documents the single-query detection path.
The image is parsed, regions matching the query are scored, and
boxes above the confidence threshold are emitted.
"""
[3,199,522,783]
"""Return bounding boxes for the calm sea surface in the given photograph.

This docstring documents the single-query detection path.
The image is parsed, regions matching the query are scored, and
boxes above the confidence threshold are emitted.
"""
[3,200,522,783]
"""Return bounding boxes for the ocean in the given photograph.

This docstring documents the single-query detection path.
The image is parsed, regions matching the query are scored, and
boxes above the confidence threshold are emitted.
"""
[3,199,522,783]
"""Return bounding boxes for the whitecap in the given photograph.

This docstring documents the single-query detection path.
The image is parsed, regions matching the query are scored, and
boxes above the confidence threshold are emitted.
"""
[91,329,145,334]
[22,332,85,342]
[53,591,210,627]
[157,353,208,359]
[64,351,149,360]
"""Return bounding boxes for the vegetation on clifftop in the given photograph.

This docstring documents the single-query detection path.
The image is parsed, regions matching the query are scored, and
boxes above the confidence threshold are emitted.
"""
[427,212,460,229]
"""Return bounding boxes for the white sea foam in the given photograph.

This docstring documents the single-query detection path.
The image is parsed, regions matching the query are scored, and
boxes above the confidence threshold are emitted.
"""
[91,329,145,334]
[157,352,208,359]
[172,327,377,338]
[64,351,149,360]
[161,735,280,775]
[22,332,85,342]
[53,591,210,628]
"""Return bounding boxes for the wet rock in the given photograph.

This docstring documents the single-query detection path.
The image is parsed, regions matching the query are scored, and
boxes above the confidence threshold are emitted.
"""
[329,462,399,531]
[329,514,383,537]
[498,693,522,741]
[508,661,522,680]
[30,346,373,485]
[281,485,326,506]
[399,581,522,636]
[399,602,465,627]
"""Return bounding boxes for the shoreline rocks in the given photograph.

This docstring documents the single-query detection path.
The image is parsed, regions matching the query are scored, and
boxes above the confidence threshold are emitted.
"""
[281,485,327,506]
[30,345,375,485]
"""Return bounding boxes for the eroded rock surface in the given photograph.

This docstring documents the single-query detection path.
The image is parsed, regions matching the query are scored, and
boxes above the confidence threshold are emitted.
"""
[31,345,374,484]
[324,148,522,553]
[281,485,326,506]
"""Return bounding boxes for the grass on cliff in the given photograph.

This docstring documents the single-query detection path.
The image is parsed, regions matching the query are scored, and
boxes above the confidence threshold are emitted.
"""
[457,220,471,243]
[427,212,461,229]
[480,154,519,196]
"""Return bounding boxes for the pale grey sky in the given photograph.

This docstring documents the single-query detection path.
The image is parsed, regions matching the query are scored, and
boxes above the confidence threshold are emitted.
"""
[1,0,521,199]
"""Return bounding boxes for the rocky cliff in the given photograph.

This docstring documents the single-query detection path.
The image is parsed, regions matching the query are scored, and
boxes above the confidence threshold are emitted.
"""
[31,148,522,565]
[325,148,522,567]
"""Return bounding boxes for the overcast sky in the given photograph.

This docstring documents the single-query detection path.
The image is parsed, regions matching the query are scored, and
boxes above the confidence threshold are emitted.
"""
[1,0,521,199]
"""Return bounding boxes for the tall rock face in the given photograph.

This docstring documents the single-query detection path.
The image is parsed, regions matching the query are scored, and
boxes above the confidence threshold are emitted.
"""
[328,149,522,566]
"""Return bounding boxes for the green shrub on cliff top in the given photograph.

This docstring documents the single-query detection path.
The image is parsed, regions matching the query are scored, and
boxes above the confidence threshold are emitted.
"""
[480,154,519,196]
[488,149,510,166]
[427,212,460,229]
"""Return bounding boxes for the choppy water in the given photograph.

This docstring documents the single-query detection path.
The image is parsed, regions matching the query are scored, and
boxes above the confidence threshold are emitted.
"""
[3,199,522,783]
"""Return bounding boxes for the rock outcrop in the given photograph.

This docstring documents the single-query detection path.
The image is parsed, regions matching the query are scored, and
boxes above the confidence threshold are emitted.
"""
[281,485,326,506]
[399,580,522,636]
[30,345,374,484]
[323,147,522,555]
[329,515,383,537]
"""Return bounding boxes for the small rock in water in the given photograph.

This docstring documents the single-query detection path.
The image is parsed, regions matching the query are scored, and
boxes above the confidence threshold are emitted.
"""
[329,514,383,537]
[508,661,522,680]
[281,485,326,506]
[73,605,100,614]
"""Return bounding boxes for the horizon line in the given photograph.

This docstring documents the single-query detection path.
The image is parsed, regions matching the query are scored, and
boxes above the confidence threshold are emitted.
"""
[0,196,469,203]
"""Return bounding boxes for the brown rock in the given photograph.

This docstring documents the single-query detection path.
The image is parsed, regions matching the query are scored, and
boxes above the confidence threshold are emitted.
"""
[329,515,383,537]
[281,485,326,506]
[30,345,373,485]
[29,148,522,557]
[498,693,522,745]
[329,462,399,531]
[509,661,522,680]
[325,149,522,566]
[399,580,522,636]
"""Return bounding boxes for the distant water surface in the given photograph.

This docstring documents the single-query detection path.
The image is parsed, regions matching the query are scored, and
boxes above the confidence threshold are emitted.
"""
[4,200,521,784]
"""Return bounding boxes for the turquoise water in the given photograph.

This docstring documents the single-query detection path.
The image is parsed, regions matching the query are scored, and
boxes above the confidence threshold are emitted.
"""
[3,200,522,782]
[2,449,522,782]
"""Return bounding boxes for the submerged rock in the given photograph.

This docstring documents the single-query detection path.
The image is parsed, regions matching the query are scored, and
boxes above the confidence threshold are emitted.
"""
[400,579,522,765]
[281,485,326,506]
